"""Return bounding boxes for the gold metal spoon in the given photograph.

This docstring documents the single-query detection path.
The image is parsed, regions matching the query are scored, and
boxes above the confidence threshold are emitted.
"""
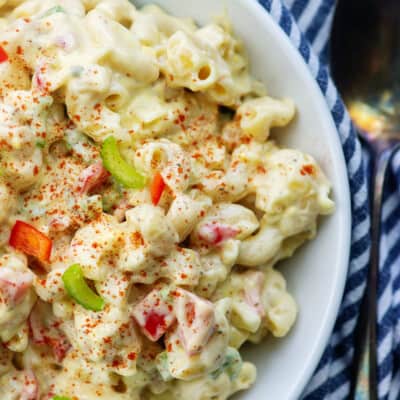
[331,1,400,399]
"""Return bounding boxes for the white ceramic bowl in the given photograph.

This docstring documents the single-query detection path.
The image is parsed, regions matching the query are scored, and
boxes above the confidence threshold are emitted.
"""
[134,0,352,398]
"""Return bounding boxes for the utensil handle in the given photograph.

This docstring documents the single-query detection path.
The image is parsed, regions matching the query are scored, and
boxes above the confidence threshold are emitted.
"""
[354,145,400,399]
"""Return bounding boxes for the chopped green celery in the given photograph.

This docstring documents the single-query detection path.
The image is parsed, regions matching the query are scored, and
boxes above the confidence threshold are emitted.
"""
[71,65,84,77]
[85,195,103,219]
[156,352,173,382]
[62,264,104,311]
[210,347,242,381]
[38,95,53,108]
[101,186,122,212]
[159,286,172,302]
[64,140,73,151]
[101,136,146,189]
[41,6,65,18]
[52,396,71,400]
[35,139,46,149]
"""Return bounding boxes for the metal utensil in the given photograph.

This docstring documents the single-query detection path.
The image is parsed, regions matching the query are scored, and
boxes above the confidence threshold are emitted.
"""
[331,1,400,399]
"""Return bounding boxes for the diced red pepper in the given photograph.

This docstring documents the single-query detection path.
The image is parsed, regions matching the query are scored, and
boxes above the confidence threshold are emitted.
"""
[150,172,166,206]
[113,199,130,223]
[28,309,45,345]
[76,162,110,194]
[29,305,71,362]
[300,164,315,176]
[197,222,239,246]
[0,269,32,306]
[0,46,8,63]
[9,221,52,262]
[45,335,71,363]
[174,288,215,355]
[185,302,195,326]
[33,63,47,91]
[48,215,71,232]
[243,271,266,317]
[132,288,175,342]
[144,312,166,338]
[20,370,38,400]
[35,73,44,90]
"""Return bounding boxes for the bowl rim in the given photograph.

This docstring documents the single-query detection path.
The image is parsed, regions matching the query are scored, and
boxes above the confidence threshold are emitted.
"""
[133,0,352,396]
[244,0,352,397]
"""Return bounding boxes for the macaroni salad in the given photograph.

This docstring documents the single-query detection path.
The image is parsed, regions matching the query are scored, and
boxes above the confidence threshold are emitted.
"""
[0,1,335,399]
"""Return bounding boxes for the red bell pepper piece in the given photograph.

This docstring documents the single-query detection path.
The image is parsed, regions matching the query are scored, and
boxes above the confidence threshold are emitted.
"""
[243,271,266,317]
[144,312,166,338]
[300,164,316,176]
[76,162,110,194]
[174,288,215,355]
[0,269,32,306]
[29,305,71,362]
[0,46,8,63]
[132,288,175,341]
[150,172,166,206]
[9,221,52,262]
[45,335,71,363]
[197,222,239,246]
[20,370,38,400]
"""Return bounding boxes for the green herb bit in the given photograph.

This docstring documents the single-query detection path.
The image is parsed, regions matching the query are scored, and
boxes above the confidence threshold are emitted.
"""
[156,351,173,382]
[41,6,65,18]
[71,65,84,78]
[210,347,242,381]
[101,186,122,213]
[35,140,46,149]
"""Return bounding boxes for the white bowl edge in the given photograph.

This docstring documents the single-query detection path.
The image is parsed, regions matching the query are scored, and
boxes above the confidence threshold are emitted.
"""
[241,1,352,399]
[132,0,352,398]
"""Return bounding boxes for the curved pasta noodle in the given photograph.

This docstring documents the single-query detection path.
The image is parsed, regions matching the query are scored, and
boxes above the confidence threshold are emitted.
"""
[122,85,182,138]
[262,267,297,337]
[0,254,36,344]
[163,30,220,92]
[65,65,125,142]
[86,10,159,82]
[90,0,136,26]
[167,190,212,242]
[237,222,283,267]
[237,96,296,141]
[131,4,196,47]
[200,162,249,203]
[134,139,191,193]
[191,203,259,245]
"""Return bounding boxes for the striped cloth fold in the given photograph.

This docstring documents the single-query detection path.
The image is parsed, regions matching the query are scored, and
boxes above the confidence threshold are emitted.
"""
[377,150,400,400]
[257,0,373,398]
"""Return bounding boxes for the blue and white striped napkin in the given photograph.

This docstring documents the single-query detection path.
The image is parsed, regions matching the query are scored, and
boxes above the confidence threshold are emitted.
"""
[257,0,376,398]
[377,149,400,400]
[259,1,400,399]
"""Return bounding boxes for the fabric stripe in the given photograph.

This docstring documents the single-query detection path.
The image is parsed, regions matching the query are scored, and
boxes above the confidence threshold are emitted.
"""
[256,1,372,399]
[290,0,310,20]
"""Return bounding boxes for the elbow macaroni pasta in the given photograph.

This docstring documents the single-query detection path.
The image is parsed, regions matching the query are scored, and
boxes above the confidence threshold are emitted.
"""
[0,1,334,399]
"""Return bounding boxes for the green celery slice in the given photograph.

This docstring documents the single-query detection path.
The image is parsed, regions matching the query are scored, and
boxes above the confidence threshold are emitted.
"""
[41,6,65,18]
[101,136,146,189]
[62,264,104,312]
[156,351,173,382]
[210,347,242,381]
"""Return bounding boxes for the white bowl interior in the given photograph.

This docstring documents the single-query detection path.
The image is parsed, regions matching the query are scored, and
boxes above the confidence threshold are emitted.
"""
[132,1,352,398]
